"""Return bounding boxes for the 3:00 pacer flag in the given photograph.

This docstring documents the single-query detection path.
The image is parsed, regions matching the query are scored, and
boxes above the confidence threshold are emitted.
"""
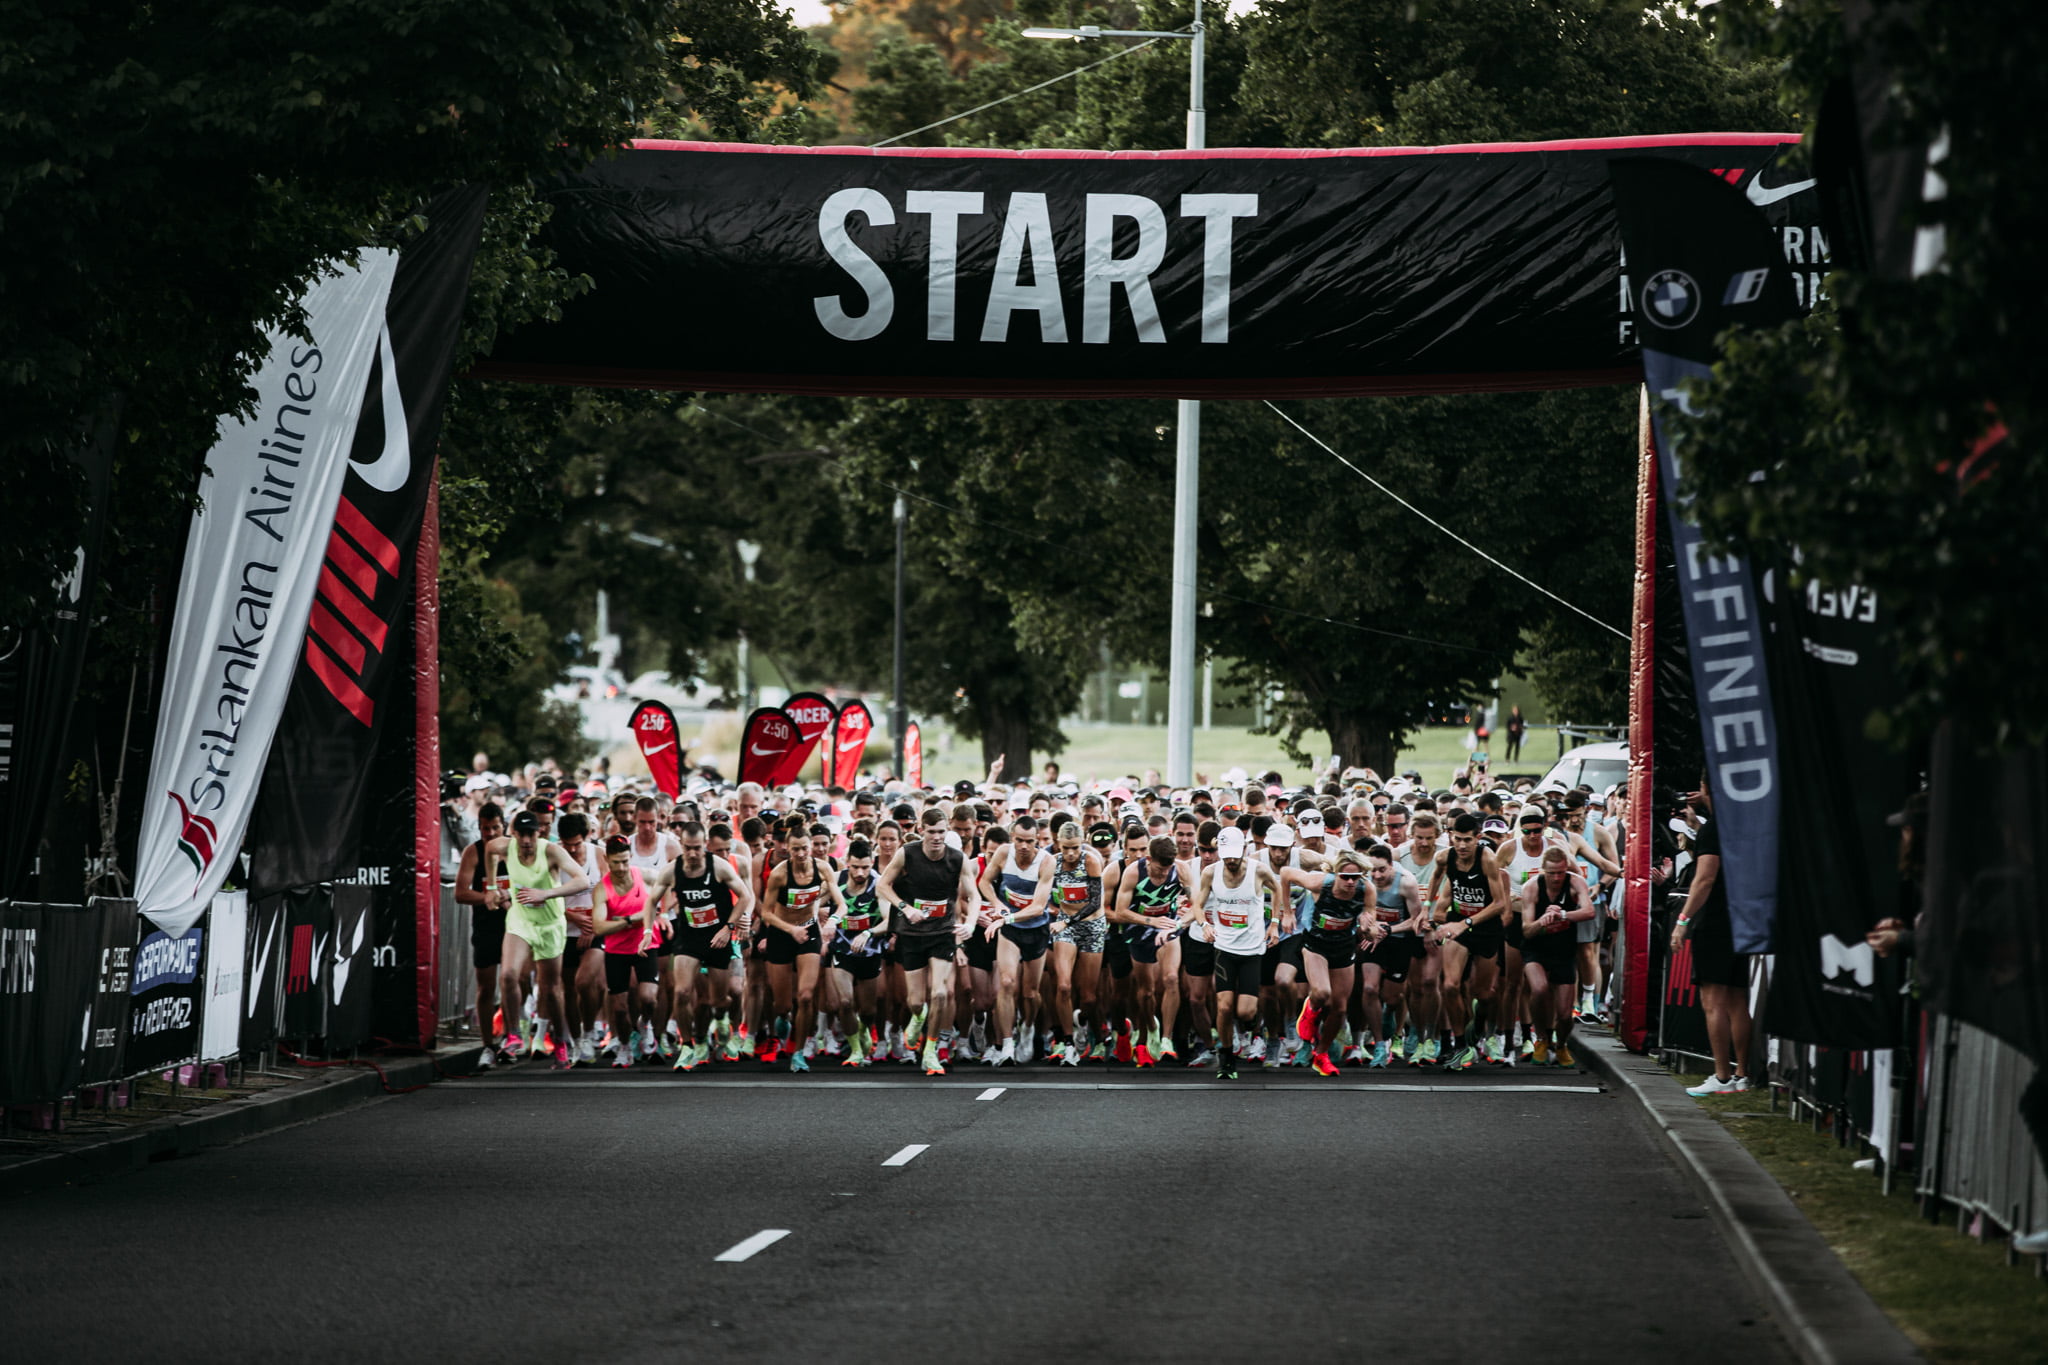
[631,700,684,798]
[133,254,397,938]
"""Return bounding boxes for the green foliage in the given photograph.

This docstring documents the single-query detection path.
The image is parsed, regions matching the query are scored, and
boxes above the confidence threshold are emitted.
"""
[1677,0,2046,746]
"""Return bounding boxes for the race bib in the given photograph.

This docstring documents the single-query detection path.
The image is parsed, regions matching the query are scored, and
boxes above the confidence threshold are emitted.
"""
[843,912,875,933]
[1315,911,1353,933]
[685,904,720,929]
[790,886,822,913]
[1218,909,1250,929]
[1060,883,1090,905]
[912,898,948,924]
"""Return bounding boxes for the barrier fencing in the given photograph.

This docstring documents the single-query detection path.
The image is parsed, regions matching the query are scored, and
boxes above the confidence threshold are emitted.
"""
[0,886,465,1118]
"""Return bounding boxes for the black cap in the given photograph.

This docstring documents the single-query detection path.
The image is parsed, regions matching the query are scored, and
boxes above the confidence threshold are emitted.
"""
[511,811,540,835]
[954,779,977,797]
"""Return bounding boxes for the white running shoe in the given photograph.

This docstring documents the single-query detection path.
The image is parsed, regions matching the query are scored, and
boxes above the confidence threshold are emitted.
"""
[1016,1031,1035,1065]
[990,1038,1015,1067]
[1686,1073,1744,1096]
[1244,1036,1267,1063]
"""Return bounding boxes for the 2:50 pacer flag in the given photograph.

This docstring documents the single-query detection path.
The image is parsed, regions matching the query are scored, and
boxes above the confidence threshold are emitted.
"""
[737,707,800,788]
[630,700,684,798]
[133,253,397,937]
[828,700,874,789]
[250,187,489,895]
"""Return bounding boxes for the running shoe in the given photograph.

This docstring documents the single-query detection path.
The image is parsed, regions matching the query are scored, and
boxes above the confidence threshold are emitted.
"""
[1113,1028,1133,1064]
[788,1050,810,1073]
[1187,1047,1216,1069]
[1296,999,1318,1043]
[921,1041,945,1076]
[1244,1036,1267,1063]
[1415,1038,1441,1067]
[757,1037,781,1065]
[1531,1038,1552,1066]
[1158,1040,1178,1063]
[1311,1051,1341,1077]
[658,1034,678,1061]
[552,1039,575,1071]
[1387,1035,1407,1064]
[1133,1042,1155,1069]
[500,1033,527,1060]
[1370,1040,1391,1069]
[609,1042,631,1070]
[1446,1044,1478,1072]
[575,1035,598,1066]
[1483,1035,1506,1065]
[1086,1040,1108,1062]
[906,1007,928,1050]
[989,1038,1014,1068]
[1017,1031,1036,1065]
[1553,1045,1577,1070]
[1216,1055,1239,1081]
[1062,1042,1083,1068]
[1685,1073,1743,1096]
[842,1034,865,1068]
[1342,1043,1366,1066]
[1519,1036,1537,1059]
[476,1046,495,1070]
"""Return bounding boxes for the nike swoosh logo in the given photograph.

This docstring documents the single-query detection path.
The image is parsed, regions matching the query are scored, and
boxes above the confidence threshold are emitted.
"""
[248,914,279,1017]
[838,737,866,752]
[1746,175,1816,207]
[749,743,782,756]
[349,324,411,493]
[641,741,674,755]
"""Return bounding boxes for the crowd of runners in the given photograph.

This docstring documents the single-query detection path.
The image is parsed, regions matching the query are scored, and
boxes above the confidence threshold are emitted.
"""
[443,759,1626,1078]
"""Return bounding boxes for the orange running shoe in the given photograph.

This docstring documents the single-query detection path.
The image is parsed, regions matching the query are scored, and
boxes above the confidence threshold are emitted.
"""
[1114,1028,1133,1064]
[1296,999,1319,1043]
[1312,1051,1341,1077]
[1133,1043,1155,1068]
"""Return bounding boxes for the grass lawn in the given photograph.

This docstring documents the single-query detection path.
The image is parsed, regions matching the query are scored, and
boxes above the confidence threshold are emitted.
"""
[1682,1077,2048,1362]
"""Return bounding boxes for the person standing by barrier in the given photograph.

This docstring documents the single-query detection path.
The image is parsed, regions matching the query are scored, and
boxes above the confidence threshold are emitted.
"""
[454,802,507,1053]
[1671,787,1754,1095]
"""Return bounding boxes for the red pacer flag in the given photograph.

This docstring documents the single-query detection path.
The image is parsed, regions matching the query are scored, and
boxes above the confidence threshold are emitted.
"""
[737,707,800,788]
[904,721,922,789]
[630,700,684,798]
[773,691,837,786]
[828,700,874,788]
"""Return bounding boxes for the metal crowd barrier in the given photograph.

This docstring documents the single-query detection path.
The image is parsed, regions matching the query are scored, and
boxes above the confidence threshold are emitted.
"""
[436,882,477,1039]
[1920,1015,2048,1240]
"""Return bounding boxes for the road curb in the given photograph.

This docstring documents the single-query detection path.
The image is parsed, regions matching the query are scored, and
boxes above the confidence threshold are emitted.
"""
[1578,1031,1923,1365]
[0,1044,486,1198]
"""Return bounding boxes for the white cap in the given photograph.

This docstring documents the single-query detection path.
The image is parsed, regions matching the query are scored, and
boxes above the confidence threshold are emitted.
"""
[944,830,964,852]
[1006,789,1031,811]
[1223,767,1249,788]
[1217,826,1248,858]
[784,783,806,799]
[1297,810,1325,834]
[463,774,492,794]
[1265,824,1296,848]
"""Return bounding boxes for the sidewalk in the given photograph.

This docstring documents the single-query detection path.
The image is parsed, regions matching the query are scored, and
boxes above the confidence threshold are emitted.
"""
[0,1043,487,1197]
[1576,1029,1923,1365]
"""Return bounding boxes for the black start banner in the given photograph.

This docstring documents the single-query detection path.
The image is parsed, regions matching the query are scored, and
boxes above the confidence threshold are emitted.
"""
[81,896,138,1086]
[241,893,288,1051]
[473,136,1819,399]
[128,917,205,1073]
[281,885,332,1041]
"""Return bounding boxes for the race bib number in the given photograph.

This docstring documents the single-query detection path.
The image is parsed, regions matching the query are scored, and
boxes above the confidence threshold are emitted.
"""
[1060,883,1090,905]
[790,886,822,913]
[843,912,875,933]
[912,898,947,924]
[685,904,720,929]
[1315,911,1353,933]
[1218,909,1250,929]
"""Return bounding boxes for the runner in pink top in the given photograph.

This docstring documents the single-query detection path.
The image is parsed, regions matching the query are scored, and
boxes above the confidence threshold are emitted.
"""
[590,835,677,1067]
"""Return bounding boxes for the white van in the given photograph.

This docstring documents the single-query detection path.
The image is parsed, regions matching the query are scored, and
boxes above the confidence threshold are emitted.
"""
[1537,740,1628,796]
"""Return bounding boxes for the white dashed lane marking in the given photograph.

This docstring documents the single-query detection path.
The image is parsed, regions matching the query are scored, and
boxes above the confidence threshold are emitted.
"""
[881,1143,930,1167]
[713,1229,790,1262]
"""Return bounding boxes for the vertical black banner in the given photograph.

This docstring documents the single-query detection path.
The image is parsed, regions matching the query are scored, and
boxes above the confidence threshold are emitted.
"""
[81,897,138,1085]
[1761,569,1911,1046]
[0,903,103,1104]
[127,917,205,1073]
[327,884,375,1049]
[241,893,288,1051]
[249,186,488,894]
[0,412,115,901]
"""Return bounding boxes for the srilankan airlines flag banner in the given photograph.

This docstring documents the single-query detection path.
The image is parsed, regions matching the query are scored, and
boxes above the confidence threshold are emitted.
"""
[134,254,397,937]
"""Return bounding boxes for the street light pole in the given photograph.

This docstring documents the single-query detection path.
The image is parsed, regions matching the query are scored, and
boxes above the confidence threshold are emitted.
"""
[1026,2,1205,786]
[892,492,908,780]
[735,539,760,711]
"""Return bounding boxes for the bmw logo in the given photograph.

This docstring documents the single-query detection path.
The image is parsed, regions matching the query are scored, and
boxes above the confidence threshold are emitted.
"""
[1641,269,1700,330]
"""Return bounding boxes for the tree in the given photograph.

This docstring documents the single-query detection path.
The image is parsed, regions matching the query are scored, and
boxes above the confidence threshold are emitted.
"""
[1676,1,2046,746]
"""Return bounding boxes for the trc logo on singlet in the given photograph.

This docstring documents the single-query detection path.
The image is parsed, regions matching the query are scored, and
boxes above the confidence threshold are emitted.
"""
[1641,269,1700,330]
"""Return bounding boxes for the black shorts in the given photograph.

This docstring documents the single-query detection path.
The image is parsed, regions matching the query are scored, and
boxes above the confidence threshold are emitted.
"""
[1360,934,1418,981]
[1454,922,1504,963]
[472,907,508,970]
[1125,925,1178,966]
[831,947,885,982]
[1001,924,1052,963]
[1303,935,1358,971]
[1104,928,1133,979]
[765,926,821,965]
[1213,948,1262,997]
[604,951,658,992]
[1261,935,1305,985]
[898,932,955,973]
[1180,936,1216,979]
[561,934,588,973]
[1689,904,1750,988]
[1524,939,1578,987]
[961,927,997,972]
[669,922,730,965]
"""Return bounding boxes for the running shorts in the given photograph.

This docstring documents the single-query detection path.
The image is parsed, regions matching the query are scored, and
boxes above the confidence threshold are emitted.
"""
[508,905,566,962]
[669,923,729,964]
[1575,899,1604,944]
[1001,924,1052,963]
[1104,927,1133,979]
[604,950,658,992]
[960,926,997,973]
[1302,934,1358,971]
[1687,903,1749,988]
[1360,934,1418,981]
[471,907,508,970]
[1125,924,1181,966]
[897,931,955,974]
[830,945,885,982]
[1523,934,1578,987]
[765,925,821,965]
[1052,914,1107,954]
[1212,948,1262,997]
[1179,935,1216,979]
[1260,934,1304,985]
[1455,920,1504,963]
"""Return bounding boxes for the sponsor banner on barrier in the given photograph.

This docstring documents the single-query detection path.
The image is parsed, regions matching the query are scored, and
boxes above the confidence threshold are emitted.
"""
[328,885,375,1049]
[133,254,398,938]
[1609,158,1801,955]
[250,188,487,896]
[242,894,288,1051]
[201,892,248,1062]
[82,897,138,1085]
[473,136,1820,399]
[282,885,333,1040]
[128,919,205,1073]
[630,700,684,799]
[0,902,102,1105]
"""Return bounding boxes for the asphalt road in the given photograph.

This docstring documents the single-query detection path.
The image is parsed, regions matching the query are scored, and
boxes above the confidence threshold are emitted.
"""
[2,1058,1787,1364]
